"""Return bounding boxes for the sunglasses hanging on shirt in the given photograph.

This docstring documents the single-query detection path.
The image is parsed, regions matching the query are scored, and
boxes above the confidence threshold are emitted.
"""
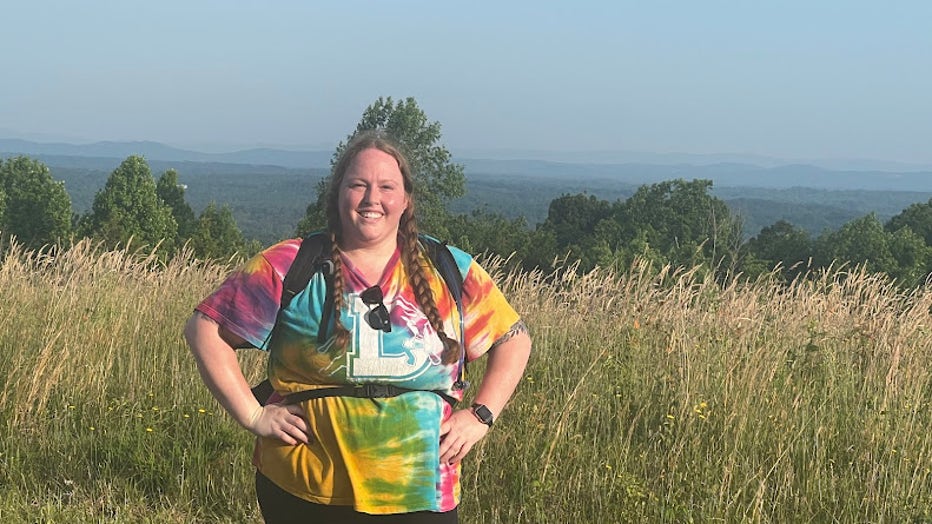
[360,285,392,333]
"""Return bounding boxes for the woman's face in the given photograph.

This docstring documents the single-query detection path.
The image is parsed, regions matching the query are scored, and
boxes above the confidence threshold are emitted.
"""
[337,147,409,250]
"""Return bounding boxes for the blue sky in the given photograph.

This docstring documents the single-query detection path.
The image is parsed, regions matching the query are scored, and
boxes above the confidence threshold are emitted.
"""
[3,1,931,164]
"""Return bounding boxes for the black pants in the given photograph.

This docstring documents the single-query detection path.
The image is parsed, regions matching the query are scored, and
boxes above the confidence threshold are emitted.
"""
[255,470,459,524]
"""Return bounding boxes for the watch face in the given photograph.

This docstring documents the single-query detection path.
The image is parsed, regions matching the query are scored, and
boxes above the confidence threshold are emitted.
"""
[472,404,493,426]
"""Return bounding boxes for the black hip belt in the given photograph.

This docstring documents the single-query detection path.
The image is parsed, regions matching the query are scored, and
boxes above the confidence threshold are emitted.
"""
[280,383,458,408]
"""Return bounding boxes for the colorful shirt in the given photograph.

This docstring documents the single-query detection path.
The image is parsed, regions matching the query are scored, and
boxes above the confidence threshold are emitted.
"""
[196,238,521,514]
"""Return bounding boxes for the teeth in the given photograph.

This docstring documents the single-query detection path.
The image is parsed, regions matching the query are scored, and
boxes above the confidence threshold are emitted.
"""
[361,212,381,218]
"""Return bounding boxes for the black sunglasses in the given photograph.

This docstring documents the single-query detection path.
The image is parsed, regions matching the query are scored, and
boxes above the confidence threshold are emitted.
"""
[360,285,391,333]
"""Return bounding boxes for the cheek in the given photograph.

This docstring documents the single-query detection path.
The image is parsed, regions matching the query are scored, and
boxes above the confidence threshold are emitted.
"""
[382,193,406,211]
[339,190,359,210]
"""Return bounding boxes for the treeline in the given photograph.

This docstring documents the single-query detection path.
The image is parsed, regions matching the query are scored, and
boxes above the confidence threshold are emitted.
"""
[5,151,932,289]
[448,179,932,288]
[0,155,257,260]
[5,94,932,289]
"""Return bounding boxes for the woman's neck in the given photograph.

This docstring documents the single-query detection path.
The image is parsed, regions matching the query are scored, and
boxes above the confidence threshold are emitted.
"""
[339,240,400,285]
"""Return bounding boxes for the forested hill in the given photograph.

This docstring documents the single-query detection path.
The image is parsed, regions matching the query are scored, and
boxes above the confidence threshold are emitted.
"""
[454,174,932,239]
[4,139,932,244]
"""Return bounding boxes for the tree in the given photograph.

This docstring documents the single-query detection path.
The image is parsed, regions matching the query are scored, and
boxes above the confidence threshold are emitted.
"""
[444,208,531,272]
[815,213,930,287]
[741,220,812,280]
[79,155,177,252]
[616,179,743,271]
[189,202,248,260]
[0,156,73,249]
[533,193,617,272]
[887,226,931,286]
[156,169,197,240]
[886,198,932,245]
[815,214,895,274]
[539,193,613,249]
[297,96,466,238]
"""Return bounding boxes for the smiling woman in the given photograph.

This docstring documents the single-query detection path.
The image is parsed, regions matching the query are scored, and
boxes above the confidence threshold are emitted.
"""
[184,129,532,523]
[335,146,411,260]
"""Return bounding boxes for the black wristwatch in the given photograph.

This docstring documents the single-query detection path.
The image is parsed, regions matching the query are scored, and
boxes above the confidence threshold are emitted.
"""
[471,403,494,427]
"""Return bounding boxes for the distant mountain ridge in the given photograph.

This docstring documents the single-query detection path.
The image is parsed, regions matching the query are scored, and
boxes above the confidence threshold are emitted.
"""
[456,147,932,172]
[0,138,333,169]
[458,159,932,192]
[4,138,932,192]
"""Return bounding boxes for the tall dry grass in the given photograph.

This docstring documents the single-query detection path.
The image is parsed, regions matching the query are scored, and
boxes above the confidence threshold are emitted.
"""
[465,257,932,523]
[0,239,263,522]
[1,242,931,522]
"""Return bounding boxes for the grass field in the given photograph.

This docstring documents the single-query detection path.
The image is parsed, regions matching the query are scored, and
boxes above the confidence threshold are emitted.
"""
[2,240,931,522]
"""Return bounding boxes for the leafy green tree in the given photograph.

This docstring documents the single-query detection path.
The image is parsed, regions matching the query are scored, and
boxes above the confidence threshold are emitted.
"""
[616,179,743,271]
[156,169,197,240]
[887,226,931,286]
[297,96,466,238]
[814,214,895,274]
[535,193,616,272]
[189,202,248,260]
[444,209,531,272]
[518,228,560,273]
[540,194,613,248]
[815,213,930,287]
[741,220,812,280]
[79,155,177,252]
[0,156,73,249]
[610,228,667,273]
[886,198,932,245]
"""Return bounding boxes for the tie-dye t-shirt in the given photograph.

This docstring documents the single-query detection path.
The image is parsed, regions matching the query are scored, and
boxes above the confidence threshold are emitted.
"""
[195,237,521,514]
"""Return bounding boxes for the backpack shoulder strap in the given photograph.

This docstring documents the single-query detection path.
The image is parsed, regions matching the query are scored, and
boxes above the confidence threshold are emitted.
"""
[281,232,331,310]
[419,234,464,305]
[277,232,336,344]
[418,234,469,391]
[253,232,332,404]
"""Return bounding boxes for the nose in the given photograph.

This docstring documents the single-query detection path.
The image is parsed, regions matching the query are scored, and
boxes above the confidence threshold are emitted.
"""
[361,185,377,204]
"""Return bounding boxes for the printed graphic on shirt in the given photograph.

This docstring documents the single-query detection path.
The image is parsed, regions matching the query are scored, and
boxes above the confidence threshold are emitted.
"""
[345,292,444,380]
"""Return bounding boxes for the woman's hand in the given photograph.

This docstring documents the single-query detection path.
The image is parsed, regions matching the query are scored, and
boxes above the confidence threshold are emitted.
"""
[439,408,490,465]
[185,312,311,445]
[247,403,310,445]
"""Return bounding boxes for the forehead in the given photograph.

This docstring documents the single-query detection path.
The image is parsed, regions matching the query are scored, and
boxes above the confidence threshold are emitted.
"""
[344,147,402,178]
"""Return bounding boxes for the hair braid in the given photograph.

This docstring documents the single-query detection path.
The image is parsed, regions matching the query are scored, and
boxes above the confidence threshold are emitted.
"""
[399,216,460,365]
[328,232,351,349]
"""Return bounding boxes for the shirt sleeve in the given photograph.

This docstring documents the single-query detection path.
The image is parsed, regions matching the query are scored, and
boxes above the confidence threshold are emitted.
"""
[460,259,522,362]
[195,240,298,350]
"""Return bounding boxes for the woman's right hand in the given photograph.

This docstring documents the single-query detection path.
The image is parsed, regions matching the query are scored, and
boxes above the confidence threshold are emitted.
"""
[185,313,311,445]
[247,403,310,445]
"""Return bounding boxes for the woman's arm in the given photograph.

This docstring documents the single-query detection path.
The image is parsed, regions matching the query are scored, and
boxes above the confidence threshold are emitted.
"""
[439,321,532,465]
[471,321,532,417]
[184,312,309,445]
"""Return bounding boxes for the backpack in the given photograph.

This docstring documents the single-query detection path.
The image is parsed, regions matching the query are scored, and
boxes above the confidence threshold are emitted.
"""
[250,232,467,407]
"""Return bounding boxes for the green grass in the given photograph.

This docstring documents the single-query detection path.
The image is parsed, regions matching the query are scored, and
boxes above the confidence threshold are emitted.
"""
[2,242,932,522]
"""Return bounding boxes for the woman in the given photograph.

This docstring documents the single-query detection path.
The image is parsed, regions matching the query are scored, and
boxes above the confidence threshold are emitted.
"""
[184,130,532,523]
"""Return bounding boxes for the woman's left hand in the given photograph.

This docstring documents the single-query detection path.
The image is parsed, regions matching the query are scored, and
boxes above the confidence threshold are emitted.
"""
[439,408,490,465]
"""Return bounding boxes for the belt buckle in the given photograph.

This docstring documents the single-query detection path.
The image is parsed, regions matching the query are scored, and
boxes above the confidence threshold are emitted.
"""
[362,384,391,398]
